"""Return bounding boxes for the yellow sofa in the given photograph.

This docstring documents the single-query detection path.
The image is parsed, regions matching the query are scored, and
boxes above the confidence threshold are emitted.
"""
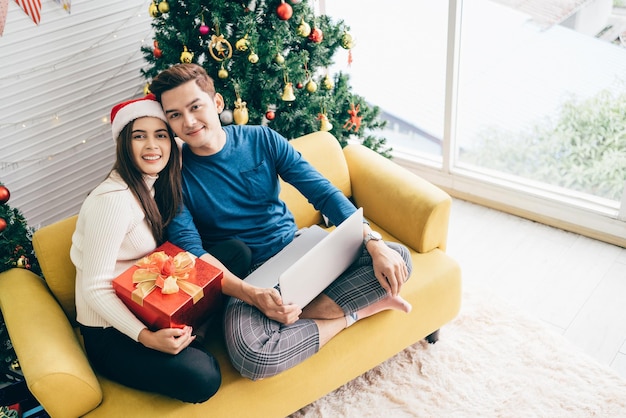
[0,131,462,417]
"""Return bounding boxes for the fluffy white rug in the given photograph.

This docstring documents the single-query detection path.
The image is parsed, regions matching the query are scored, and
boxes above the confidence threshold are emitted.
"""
[290,288,626,417]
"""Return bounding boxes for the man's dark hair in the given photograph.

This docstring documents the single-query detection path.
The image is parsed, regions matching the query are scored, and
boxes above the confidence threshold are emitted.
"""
[150,63,216,103]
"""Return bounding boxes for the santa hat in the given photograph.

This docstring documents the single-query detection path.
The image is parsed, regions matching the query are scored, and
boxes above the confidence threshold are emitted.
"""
[110,94,167,142]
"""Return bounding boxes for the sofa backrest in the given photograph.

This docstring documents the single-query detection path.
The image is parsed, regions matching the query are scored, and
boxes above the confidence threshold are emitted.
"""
[32,131,351,323]
[279,131,352,228]
[32,215,79,324]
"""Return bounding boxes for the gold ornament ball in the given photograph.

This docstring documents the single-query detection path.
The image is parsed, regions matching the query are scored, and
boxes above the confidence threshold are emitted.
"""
[323,75,334,90]
[297,20,311,37]
[248,52,259,64]
[233,108,249,125]
[149,2,160,17]
[158,0,169,13]
[341,32,354,49]
[233,98,249,125]
[218,68,229,79]
[274,53,285,65]
[306,80,318,93]
[235,36,249,52]
[180,46,193,63]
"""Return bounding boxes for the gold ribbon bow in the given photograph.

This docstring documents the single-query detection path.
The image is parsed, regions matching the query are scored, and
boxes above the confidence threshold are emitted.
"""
[131,251,204,306]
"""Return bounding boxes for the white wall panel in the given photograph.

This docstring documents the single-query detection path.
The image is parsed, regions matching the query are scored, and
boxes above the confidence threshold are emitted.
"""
[0,0,153,229]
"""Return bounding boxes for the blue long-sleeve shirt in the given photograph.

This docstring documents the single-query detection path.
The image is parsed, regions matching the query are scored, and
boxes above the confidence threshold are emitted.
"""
[167,125,356,265]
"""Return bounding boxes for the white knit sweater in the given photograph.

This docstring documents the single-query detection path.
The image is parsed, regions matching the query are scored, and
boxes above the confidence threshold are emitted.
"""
[70,171,158,341]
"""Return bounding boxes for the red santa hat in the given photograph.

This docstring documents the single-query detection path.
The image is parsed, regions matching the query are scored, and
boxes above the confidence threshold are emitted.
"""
[110,94,167,142]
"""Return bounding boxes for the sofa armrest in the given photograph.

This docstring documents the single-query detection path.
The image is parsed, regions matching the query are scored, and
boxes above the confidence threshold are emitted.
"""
[343,144,452,253]
[0,268,102,418]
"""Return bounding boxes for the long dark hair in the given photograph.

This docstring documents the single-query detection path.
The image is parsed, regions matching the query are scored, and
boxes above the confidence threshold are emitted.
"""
[112,119,182,244]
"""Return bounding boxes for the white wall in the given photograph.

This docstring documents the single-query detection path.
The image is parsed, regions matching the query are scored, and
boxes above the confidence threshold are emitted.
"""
[0,0,153,229]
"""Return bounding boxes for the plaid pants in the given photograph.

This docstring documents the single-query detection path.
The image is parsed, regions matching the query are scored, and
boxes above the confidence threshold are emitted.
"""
[224,241,412,380]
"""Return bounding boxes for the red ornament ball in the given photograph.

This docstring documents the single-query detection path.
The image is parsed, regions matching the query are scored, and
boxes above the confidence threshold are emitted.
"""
[199,24,210,35]
[0,185,9,204]
[265,110,275,120]
[0,218,6,233]
[153,40,162,59]
[296,82,303,89]
[308,27,323,43]
[276,1,293,20]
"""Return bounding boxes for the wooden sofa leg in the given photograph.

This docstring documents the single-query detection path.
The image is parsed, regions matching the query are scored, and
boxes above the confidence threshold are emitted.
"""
[425,329,440,344]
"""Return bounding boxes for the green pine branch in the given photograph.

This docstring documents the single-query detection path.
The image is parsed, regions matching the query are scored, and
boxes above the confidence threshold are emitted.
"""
[0,184,41,276]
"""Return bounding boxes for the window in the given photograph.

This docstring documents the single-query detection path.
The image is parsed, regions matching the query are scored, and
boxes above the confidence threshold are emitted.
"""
[325,1,448,159]
[456,0,626,205]
[326,0,626,246]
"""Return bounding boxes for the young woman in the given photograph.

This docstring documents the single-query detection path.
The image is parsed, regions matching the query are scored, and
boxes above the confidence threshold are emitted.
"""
[70,94,221,403]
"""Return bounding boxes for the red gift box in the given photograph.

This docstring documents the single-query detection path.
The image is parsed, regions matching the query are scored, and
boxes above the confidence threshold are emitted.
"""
[112,242,223,330]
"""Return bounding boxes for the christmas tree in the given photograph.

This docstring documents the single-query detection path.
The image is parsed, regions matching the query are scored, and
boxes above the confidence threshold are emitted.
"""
[0,183,41,382]
[0,184,40,276]
[141,0,390,156]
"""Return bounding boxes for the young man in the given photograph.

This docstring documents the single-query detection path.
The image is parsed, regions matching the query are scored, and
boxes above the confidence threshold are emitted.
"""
[149,63,413,380]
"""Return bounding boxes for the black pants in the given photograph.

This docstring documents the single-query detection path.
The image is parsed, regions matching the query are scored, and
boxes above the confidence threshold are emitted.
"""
[79,240,251,403]
[81,326,221,403]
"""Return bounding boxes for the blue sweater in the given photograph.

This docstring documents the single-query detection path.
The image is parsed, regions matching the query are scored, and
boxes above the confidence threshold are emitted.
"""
[167,125,356,265]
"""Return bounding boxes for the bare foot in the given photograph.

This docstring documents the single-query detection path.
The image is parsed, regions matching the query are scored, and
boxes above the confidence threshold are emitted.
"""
[356,294,412,320]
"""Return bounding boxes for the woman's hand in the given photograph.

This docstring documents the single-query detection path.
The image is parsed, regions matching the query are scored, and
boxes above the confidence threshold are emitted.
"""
[138,325,195,355]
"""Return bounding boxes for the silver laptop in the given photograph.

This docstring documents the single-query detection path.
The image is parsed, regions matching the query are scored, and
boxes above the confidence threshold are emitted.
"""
[244,208,364,307]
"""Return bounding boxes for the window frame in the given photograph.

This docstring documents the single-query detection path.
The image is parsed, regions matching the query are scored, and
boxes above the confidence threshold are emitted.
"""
[391,0,626,247]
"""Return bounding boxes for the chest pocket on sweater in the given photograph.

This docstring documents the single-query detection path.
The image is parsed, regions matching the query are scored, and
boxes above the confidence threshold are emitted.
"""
[240,160,271,200]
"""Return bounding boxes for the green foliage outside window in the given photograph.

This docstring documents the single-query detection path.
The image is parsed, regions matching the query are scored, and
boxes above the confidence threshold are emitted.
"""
[461,86,626,201]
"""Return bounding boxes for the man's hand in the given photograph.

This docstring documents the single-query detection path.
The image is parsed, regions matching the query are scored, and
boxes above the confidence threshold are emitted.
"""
[251,287,302,325]
[218,264,302,325]
[366,241,409,297]
[138,326,195,355]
